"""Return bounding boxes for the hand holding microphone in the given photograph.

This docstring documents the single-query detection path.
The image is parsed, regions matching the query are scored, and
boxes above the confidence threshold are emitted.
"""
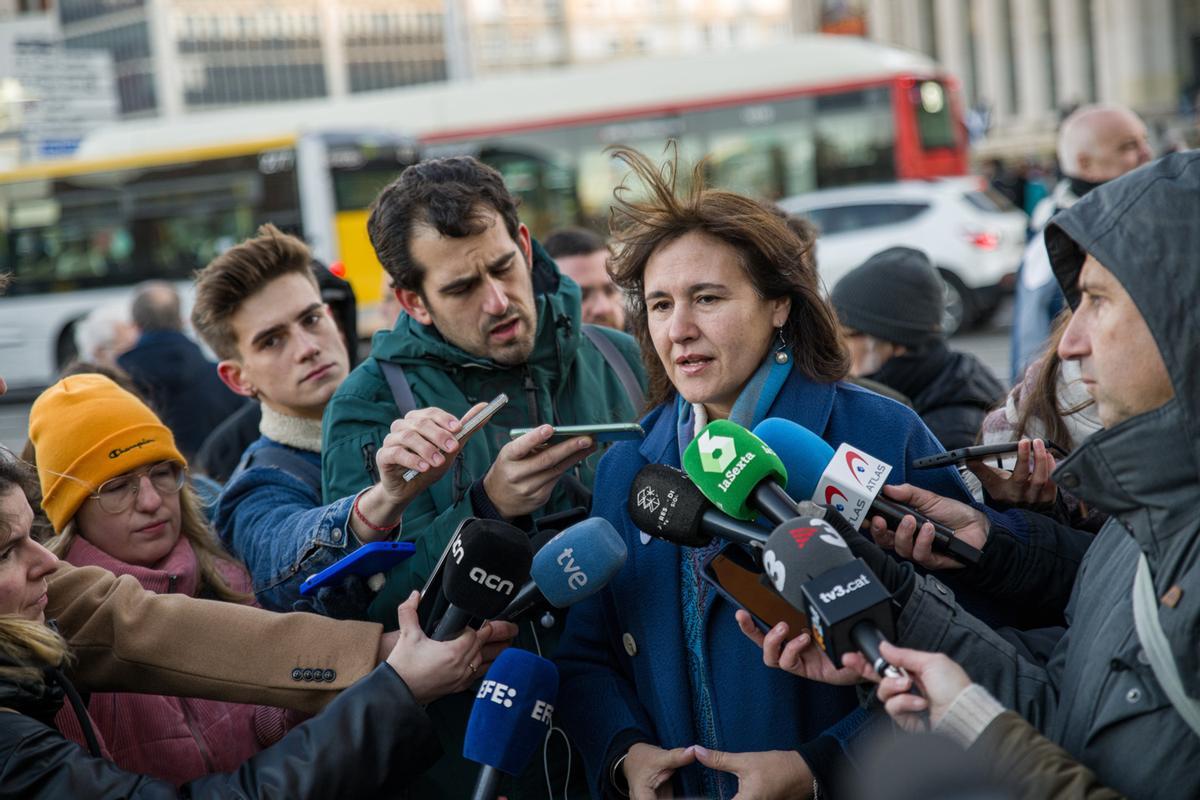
[751,418,982,567]
[866,483,990,572]
[842,642,972,733]
[384,590,518,705]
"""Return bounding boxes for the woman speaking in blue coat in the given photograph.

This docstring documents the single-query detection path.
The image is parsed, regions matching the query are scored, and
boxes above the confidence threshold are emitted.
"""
[554,148,974,800]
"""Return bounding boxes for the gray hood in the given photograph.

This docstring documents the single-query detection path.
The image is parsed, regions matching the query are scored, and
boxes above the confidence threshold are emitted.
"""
[1045,150,1200,696]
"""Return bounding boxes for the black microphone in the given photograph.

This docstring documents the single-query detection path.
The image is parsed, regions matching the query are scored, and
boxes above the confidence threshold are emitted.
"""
[762,502,903,678]
[433,519,533,641]
[628,464,770,549]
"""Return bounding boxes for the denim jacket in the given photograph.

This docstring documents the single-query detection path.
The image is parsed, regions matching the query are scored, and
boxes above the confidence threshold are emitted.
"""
[213,437,361,611]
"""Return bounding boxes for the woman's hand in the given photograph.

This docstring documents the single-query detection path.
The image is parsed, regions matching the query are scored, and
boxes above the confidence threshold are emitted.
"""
[383,591,518,704]
[623,742,696,799]
[868,484,989,571]
[967,438,1058,509]
[691,747,814,800]
[843,641,972,732]
[734,611,861,686]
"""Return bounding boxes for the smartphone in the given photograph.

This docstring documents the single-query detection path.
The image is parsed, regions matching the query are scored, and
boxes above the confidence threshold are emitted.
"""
[402,393,509,482]
[299,541,417,596]
[416,517,474,634]
[507,422,645,444]
[701,544,809,634]
[913,439,1068,470]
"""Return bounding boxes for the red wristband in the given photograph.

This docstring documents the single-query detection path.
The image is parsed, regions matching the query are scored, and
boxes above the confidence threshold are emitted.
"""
[352,491,401,533]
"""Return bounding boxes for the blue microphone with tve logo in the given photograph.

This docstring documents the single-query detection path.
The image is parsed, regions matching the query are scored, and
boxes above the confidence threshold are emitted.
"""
[433,518,533,641]
[762,503,903,679]
[498,517,628,622]
[464,648,559,800]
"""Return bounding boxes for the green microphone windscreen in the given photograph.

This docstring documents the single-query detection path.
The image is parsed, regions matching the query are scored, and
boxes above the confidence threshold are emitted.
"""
[682,419,788,521]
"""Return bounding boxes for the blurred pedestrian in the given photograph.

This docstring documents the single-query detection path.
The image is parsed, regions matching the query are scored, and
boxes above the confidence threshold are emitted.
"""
[117,282,247,460]
[1010,104,1151,382]
[832,247,1005,449]
[543,226,627,331]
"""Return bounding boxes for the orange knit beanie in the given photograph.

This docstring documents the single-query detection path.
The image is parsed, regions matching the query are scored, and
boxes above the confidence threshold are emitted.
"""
[29,374,185,532]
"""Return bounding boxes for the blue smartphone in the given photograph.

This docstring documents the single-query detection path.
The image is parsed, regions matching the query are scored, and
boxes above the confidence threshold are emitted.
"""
[299,541,416,596]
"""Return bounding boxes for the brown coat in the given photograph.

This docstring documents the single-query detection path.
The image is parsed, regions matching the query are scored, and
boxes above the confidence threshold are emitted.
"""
[974,711,1125,800]
[47,563,380,714]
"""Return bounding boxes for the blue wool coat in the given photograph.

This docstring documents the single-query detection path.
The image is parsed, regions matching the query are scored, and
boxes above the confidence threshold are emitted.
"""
[555,370,972,798]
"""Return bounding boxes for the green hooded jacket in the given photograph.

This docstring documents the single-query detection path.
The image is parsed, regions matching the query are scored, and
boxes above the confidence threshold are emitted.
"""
[320,244,644,798]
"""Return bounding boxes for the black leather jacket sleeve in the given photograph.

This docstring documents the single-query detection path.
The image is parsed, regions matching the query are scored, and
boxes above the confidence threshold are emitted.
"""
[964,508,1095,626]
[0,664,441,799]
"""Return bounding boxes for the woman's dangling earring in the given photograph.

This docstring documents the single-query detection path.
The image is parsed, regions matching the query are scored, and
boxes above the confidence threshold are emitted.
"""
[774,326,789,364]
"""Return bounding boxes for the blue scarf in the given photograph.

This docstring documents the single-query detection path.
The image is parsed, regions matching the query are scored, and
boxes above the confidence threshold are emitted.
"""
[675,348,792,799]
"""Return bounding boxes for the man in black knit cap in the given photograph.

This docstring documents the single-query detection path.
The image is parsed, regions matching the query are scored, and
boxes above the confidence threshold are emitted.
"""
[831,246,1004,449]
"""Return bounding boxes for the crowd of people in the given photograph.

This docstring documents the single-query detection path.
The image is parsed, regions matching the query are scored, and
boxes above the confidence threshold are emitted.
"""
[0,99,1195,800]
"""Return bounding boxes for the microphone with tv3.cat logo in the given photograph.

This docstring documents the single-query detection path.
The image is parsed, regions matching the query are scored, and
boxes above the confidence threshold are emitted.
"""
[761,506,905,680]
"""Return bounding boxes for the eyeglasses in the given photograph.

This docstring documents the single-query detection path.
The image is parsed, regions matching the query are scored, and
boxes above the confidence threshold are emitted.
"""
[91,461,186,514]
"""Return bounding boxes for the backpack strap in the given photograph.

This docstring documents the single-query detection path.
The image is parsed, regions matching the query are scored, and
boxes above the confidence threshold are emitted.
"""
[1132,552,1200,738]
[581,324,644,414]
[379,360,417,418]
[240,445,322,497]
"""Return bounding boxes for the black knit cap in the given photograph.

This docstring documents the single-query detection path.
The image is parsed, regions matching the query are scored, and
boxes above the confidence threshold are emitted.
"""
[830,247,944,348]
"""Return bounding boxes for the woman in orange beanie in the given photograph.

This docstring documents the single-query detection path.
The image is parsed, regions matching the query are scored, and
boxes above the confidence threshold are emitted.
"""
[27,373,300,784]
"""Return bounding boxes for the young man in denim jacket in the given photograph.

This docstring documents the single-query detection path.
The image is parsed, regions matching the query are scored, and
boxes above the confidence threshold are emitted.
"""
[192,223,482,612]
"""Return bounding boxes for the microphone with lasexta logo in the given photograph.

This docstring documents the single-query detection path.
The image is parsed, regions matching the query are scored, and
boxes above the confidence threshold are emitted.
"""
[432,518,534,641]
[681,420,800,525]
[752,418,981,566]
[761,501,904,679]
[498,517,628,622]
[464,648,559,800]
[627,463,771,549]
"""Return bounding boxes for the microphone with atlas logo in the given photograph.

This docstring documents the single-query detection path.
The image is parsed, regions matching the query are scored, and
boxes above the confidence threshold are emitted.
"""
[681,419,800,525]
[433,518,533,641]
[464,648,559,800]
[762,502,904,679]
[628,463,770,548]
[752,418,981,566]
[497,517,628,622]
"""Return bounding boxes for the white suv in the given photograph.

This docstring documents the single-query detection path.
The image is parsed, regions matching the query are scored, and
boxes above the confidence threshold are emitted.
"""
[779,178,1028,334]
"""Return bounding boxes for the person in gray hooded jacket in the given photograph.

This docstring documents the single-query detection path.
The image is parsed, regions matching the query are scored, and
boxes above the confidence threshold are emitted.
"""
[755,151,1200,800]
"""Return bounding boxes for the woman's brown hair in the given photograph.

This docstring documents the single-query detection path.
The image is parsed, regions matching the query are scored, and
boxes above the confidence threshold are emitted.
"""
[1014,309,1094,451]
[606,146,848,410]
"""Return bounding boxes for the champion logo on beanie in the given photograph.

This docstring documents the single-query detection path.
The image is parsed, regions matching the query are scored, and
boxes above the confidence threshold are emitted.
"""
[29,374,185,532]
[109,439,155,460]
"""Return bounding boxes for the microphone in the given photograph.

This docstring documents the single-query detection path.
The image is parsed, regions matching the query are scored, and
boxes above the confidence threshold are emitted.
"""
[433,518,534,641]
[464,648,559,800]
[628,464,770,548]
[681,419,799,524]
[498,517,628,621]
[761,505,903,678]
[752,418,981,566]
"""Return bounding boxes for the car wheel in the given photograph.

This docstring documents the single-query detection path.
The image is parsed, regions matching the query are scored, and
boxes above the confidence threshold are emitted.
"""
[56,321,80,371]
[937,269,976,336]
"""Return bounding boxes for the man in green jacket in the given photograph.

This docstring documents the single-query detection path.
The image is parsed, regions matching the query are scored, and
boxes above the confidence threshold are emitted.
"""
[321,156,644,798]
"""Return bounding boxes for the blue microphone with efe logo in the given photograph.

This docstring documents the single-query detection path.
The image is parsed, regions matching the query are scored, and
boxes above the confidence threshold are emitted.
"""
[464,648,559,800]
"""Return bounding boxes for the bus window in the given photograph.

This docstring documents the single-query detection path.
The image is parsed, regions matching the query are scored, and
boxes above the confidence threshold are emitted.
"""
[912,80,957,150]
[813,87,895,187]
[478,147,580,238]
